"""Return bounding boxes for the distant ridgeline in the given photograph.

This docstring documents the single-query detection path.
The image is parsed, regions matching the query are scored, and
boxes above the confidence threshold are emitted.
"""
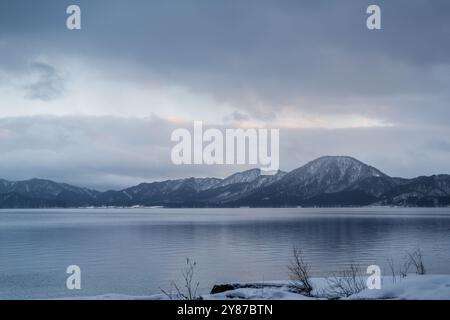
[1,156,449,208]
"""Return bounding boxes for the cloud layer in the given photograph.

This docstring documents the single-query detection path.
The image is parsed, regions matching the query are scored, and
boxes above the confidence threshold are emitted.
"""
[0,1,449,188]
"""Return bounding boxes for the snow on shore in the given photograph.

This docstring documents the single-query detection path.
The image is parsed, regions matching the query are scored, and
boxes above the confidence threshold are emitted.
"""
[58,275,450,300]
[348,275,450,300]
[203,275,450,300]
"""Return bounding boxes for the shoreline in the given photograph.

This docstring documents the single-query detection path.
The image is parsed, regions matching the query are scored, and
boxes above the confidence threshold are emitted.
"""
[51,275,450,300]
[2,205,450,210]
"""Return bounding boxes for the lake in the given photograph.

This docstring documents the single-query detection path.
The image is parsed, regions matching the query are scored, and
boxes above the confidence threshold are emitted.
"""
[0,207,449,299]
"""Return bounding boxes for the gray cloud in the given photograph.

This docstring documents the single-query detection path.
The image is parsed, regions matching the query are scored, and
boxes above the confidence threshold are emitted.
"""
[0,1,449,187]
[0,116,449,191]
[0,115,177,190]
[0,116,263,189]
[1,1,449,122]
[22,62,65,101]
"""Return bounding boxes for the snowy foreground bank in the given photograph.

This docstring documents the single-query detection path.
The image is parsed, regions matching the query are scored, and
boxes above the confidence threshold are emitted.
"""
[63,275,450,300]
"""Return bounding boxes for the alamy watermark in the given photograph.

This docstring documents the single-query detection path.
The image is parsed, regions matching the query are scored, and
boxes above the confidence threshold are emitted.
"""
[171,121,280,174]
[65,4,380,31]
[366,4,381,30]
[66,265,81,290]
[66,5,81,30]
[367,265,381,289]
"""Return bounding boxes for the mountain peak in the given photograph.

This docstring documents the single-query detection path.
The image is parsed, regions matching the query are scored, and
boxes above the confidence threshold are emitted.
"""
[218,168,262,187]
[304,155,385,177]
[280,155,387,197]
[310,155,368,166]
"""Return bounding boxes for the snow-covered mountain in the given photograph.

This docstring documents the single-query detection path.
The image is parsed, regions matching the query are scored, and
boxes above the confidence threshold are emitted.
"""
[0,156,449,208]
[194,169,287,204]
[216,169,264,187]
[280,156,387,196]
[217,156,450,207]
[0,178,99,207]
[95,177,222,206]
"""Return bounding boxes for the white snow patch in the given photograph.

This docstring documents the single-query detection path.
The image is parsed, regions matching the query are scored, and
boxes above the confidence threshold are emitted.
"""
[54,275,450,300]
[349,274,450,300]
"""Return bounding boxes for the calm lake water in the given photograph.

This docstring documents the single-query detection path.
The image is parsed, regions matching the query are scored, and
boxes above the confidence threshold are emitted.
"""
[0,207,450,299]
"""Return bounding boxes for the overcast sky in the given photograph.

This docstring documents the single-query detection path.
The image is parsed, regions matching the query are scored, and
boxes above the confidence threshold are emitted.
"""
[0,0,449,190]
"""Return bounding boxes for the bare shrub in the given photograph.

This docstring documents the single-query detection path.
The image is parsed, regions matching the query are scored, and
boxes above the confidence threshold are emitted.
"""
[387,248,426,282]
[396,248,426,278]
[288,247,313,296]
[160,258,200,300]
[387,257,397,284]
[399,258,410,278]
[326,264,366,298]
[406,248,426,275]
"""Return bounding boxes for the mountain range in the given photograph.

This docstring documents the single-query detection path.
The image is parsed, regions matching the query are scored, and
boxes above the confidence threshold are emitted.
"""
[1,156,449,208]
